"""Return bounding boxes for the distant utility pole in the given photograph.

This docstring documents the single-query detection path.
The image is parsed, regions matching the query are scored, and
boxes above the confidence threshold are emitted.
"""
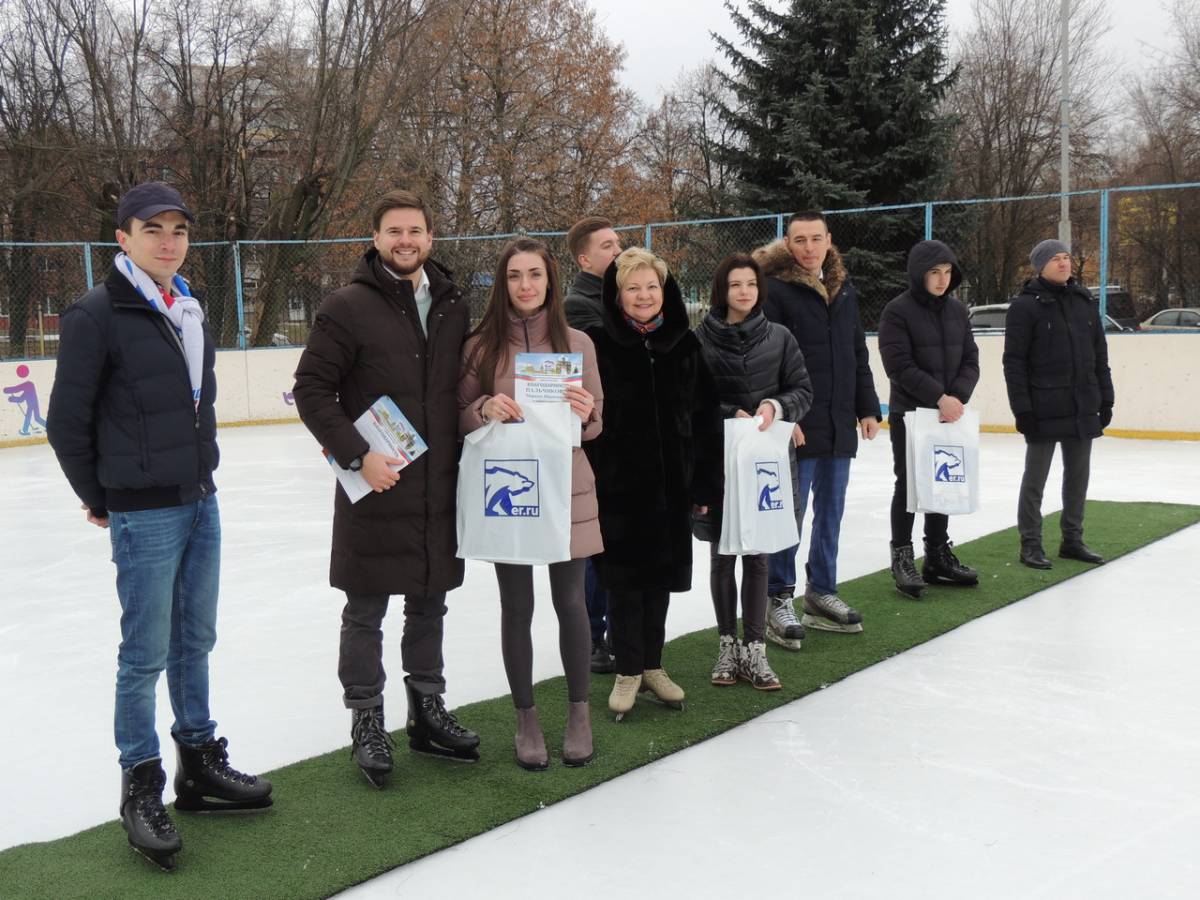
[1059,0,1071,246]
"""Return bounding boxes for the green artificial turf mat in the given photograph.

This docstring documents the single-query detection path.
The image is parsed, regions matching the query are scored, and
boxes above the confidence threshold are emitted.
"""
[3,500,1198,898]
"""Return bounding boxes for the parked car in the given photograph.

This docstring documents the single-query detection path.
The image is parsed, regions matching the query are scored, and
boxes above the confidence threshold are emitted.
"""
[967,303,1130,334]
[1138,308,1200,332]
[1086,286,1138,330]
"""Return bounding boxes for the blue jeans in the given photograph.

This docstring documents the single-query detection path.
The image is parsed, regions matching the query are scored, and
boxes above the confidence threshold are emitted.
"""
[109,496,220,770]
[768,456,852,597]
[584,557,608,643]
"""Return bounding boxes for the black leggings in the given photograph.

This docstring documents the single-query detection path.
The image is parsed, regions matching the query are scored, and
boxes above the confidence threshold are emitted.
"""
[494,560,590,708]
[710,544,767,643]
[607,588,670,676]
[889,413,949,548]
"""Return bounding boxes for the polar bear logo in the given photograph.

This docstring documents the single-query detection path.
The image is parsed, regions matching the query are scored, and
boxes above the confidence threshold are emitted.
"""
[756,462,783,511]
[484,462,538,516]
[933,446,966,483]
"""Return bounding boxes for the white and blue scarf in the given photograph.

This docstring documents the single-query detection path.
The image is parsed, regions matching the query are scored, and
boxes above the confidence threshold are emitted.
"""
[115,252,205,410]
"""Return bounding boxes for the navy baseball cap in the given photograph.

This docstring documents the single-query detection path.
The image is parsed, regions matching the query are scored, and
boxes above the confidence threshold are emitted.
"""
[117,182,195,228]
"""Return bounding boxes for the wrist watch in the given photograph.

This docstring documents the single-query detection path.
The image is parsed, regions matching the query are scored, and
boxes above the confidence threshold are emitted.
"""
[348,454,364,472]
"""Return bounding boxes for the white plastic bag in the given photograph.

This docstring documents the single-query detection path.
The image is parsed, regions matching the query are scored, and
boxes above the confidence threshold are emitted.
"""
[718,416,800,556]
[456,402,574,564]
[904,406,980,516]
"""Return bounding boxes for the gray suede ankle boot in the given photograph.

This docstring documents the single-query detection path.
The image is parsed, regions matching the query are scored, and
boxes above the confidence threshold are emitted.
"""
[514,706,549,771]
[562,701,595,767]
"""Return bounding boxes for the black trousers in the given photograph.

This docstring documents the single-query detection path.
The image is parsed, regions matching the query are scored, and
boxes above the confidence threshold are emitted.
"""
[1018,438,1093,546]
[889,413,950,548]
[339,592,447,709]
[710,543,768,643]
[494,560,590,708]
[607,588,670,677]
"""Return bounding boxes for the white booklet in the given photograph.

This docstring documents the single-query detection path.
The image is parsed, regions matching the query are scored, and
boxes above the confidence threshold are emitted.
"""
[514,352,584,446]
[323,396,427,503]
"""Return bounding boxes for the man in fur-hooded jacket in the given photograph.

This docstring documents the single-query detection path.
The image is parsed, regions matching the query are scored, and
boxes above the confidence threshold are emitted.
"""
[752,211,882,646]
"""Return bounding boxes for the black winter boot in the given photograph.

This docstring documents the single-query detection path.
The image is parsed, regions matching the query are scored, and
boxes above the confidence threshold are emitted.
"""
[590,637,615,674]
[1020,541,1052,570]
[173,736,273,812]
[922,540,979,586]
[350,705,394,788]
[404,676,480,762]
[890,543,926,599]
[121,759,181,871]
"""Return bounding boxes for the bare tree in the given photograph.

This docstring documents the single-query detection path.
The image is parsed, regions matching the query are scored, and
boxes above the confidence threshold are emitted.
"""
[1113,0,1200,311]
[147,0,281,343]
[247,0,438,345]
[944,0,1113,301]
[0,0,82,356]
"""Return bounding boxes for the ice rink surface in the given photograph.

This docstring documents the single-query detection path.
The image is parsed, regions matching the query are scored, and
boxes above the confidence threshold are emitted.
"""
[3,424,1199,898]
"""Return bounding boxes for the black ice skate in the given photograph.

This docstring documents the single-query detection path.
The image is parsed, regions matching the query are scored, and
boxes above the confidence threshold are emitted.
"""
[350,705,394,788]
[890,543,926,599]
[121,759,182,871]
[404,676,480,763]
[922,540,979,586]
[172,736,273,813]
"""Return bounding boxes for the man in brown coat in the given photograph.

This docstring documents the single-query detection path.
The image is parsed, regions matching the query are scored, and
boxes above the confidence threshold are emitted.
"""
[293,190,480,787]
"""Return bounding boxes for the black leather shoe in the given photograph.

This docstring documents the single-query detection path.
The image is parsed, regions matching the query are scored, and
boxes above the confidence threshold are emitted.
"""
[1060,541,1104,564]
[1020,543,1052,570]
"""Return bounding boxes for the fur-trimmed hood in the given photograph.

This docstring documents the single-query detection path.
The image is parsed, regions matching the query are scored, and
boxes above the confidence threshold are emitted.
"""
[752,238,848,303]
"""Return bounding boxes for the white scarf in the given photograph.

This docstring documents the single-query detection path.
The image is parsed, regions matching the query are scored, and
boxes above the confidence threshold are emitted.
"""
[115,252,205,410]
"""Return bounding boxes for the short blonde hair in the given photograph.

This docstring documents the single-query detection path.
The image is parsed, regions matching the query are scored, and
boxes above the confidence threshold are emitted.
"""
[614,247,668,291]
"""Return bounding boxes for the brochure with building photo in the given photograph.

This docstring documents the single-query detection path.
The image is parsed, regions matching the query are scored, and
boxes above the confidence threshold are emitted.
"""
[323,396,427,504]
[514,352,584,445]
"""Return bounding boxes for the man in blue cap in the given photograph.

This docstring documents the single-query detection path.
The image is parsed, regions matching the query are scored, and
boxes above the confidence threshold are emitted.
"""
[47,182,271,871]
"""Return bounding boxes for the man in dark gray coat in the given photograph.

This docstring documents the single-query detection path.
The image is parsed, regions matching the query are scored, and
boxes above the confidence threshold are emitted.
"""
[563,215,623,672]
[293,190,480,787]
[1003,239,1114,569]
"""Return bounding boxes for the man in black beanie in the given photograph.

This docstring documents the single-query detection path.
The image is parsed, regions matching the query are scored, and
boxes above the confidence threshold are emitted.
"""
[1002,240,1115,569]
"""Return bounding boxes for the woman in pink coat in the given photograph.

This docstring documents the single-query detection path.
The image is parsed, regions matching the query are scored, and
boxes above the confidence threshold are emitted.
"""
[458,237,603,770]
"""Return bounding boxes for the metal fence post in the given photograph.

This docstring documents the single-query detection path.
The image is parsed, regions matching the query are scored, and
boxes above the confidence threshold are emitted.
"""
[83,243,94,289]
[1098,189,1110,320]
[644,223,652,250]
[776,214,785,239]
[233,242,247,350]
[924,203,934,241]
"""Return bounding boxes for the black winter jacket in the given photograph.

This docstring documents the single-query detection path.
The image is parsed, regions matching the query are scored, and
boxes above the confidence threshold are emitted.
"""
[1002,276,1114,441]
[878,240,980,416]
[754,240,881,457]
[47,268,219,518]
[564,270,604,332]
[293,250,469,595]
[692,308,814,542]
[583,263,722,593]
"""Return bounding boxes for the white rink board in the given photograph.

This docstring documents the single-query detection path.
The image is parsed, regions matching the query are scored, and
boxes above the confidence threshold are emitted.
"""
[3,335,1199,443]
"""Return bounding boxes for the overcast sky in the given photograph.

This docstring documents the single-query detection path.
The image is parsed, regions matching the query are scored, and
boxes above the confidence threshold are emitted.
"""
[587,0,1178,104]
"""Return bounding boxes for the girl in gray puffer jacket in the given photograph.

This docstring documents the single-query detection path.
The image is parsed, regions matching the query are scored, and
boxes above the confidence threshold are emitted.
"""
[694,254,813,692]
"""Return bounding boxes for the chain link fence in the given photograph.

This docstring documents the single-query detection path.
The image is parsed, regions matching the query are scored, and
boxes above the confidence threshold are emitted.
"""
[3,184,1198,359]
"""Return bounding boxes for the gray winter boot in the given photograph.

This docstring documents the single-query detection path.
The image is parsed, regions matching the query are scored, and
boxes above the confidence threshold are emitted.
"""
[514,706,549,771]
[562,701,595,767]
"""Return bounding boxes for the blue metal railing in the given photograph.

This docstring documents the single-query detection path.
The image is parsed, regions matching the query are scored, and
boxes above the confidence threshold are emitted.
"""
[3,181,1199,352]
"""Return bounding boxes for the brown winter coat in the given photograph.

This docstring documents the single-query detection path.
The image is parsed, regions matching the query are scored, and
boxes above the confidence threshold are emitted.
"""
[293,249,469,595]
[457,307,604,559]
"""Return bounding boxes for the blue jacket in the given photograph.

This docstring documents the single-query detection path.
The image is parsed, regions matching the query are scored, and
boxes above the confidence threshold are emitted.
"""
[755,240,881,457]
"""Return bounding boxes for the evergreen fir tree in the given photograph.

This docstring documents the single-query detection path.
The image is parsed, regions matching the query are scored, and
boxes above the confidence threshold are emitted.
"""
[715,1,958,325]
[716,0,957,212]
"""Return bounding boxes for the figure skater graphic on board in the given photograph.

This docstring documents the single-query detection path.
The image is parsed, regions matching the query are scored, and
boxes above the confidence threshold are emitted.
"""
[4,365,47,435]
